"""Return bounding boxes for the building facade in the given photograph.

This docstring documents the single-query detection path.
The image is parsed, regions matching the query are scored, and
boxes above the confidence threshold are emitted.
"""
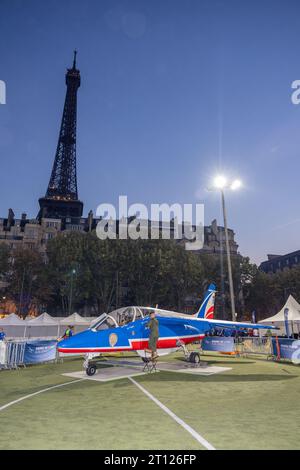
[260,251,300,273]
[0,210,238,257]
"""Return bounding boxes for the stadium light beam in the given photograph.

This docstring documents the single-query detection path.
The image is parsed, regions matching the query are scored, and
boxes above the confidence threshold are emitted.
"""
[230,179,242,191]
[213,175,227,189]
[209,175,242,321]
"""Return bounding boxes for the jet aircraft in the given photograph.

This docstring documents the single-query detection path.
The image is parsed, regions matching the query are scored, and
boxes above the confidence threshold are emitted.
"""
[57,283,275,375]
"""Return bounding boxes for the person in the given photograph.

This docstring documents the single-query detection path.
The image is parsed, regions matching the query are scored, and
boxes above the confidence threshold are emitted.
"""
[62,325,74,340]
[0,328,6,341]
[146,311,159,360]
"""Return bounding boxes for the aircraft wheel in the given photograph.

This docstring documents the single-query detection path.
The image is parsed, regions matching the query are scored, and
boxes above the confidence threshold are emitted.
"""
[189,352,200,364]
[193,353,200,364]
[86,364,97,376]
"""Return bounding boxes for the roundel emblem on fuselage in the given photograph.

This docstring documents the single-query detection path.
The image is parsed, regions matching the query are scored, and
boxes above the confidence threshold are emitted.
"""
[109,333,118,347]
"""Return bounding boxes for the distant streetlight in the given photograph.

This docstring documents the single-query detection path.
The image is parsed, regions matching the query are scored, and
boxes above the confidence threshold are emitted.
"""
[230,179,242,191]
[116,271,120,309]
[209,176,243,321]
[19,267,26,317]
[69,269,76,315]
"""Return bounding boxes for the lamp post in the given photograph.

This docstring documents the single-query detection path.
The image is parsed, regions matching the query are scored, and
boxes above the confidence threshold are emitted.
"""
[116,270,120,309]
[19,267,26,317]
[209,176,242,321]
[69,269,76,315]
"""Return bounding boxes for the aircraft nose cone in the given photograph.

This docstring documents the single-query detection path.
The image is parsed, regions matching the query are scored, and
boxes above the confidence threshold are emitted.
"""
[57,329,92,352]
[57,335,76,351]
[57,338,68,350]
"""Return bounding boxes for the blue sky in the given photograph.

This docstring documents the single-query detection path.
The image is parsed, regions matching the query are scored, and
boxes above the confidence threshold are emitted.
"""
[1,0,300,264]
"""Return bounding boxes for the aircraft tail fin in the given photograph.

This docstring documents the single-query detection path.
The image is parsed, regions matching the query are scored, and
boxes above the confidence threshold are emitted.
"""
[195,283,216,319]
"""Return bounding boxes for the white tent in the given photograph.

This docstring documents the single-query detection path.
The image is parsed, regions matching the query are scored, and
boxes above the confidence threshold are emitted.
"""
[58,312,90,335]
[0,313,27,338]
[59,312,89,325]
[83,316,99,325]
[0,312,100,339]
[26,312,60,338]
[259,295,300,335]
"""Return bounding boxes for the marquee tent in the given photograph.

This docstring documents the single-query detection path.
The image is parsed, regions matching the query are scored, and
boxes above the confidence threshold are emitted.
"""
[84,316,99,325]
[259,295,300,334]
[58,312,90,335]
[0,313,27,338]
[26,312,60,338]
[0,312,101,339]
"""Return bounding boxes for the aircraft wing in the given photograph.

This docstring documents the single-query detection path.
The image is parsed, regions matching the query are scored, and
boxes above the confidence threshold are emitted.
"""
[205,318,277,330]
[142,306,189,318]
[142,315,277,346]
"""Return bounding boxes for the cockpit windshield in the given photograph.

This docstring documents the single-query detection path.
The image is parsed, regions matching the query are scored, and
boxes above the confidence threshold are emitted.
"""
[116,307,143,326]
[92,314,118,331]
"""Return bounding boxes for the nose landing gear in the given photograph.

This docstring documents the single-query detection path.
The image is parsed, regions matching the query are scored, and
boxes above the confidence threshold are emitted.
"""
[83,353,98,376]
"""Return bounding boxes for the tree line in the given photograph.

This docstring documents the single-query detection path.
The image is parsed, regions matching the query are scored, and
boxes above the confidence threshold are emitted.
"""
[0,232,299,319]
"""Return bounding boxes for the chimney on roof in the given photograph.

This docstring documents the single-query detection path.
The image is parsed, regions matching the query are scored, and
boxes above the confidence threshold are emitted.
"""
[7,208,15,229]
[88,210,93,232]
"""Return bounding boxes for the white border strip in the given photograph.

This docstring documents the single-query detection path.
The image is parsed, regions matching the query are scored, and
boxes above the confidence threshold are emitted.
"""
[0,379,85,412]
[129,377,215,450]
[62,370,147,382]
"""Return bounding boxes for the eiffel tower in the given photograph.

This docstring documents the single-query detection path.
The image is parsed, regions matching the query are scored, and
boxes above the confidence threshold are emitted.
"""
[38,51,83,221]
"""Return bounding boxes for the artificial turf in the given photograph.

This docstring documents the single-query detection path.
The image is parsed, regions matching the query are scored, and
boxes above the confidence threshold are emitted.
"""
[0,353,299,450]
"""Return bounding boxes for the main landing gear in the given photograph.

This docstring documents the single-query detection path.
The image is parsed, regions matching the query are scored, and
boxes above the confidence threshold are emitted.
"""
[177,341,201,365]
[83,353,98,376]
[86,364,97,376]
[188,351,200,364]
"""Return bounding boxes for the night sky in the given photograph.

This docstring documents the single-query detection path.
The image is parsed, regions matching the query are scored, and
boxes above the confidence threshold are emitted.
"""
[1,0,300,264]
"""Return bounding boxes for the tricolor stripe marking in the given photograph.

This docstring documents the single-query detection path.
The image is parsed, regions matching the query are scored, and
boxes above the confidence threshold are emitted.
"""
[58,333,205,354]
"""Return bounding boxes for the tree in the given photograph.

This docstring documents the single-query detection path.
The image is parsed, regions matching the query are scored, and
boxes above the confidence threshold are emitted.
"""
[7,247,52,318]
[45,233,206,314]
[24,231,300,319]
[0,244,10,276]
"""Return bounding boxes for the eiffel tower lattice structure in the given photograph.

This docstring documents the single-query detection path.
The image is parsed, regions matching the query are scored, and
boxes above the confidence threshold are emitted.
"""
[38,51,83,221]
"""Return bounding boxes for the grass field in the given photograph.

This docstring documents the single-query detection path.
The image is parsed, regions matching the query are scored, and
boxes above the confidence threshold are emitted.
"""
[0,353,299,450]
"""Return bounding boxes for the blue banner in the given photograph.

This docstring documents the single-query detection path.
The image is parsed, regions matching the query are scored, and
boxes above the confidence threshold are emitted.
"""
[201,336,235,352]
[272,338,300,361]
[24,340,57,364]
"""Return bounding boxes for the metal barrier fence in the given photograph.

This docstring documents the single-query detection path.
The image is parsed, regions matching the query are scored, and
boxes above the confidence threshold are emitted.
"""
[201,336,274,357]
[5,341,26,368]
[0,340,58,369]
[235,337,273,357]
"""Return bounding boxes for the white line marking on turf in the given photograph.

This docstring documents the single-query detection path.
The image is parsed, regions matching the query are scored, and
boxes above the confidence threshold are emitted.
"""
[0,379,85,412]
[129,377,215,450]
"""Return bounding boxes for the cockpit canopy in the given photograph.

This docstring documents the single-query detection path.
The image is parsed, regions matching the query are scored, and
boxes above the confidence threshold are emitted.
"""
[90,307,153,331]
[90,306,189,332]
